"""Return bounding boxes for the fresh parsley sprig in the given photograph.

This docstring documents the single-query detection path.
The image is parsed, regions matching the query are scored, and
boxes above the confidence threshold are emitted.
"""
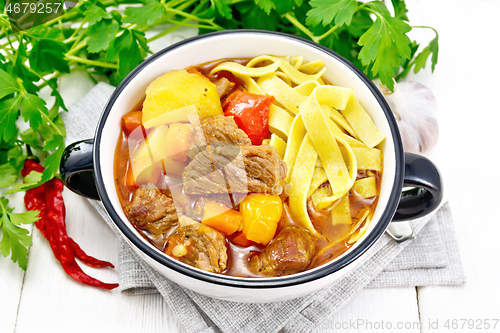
[0,0,438,270]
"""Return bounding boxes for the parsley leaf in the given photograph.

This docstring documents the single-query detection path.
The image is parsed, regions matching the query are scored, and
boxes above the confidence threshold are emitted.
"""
[254,0,275,15]
[7,145,26,171]
[306,0,358,27]
[3,170,43,194]
[132,30,151,54]
[47,78,67,111]
[391,0,409,21]
[0,197,39,270]
[86,19,120,53]
[273,0,303,15]
[0,163,18,188]
[211,0,233,19]
[41,143,65,183]
[358,2,412,90]
[28,39,69,74]
[123,3,165,26]
[20,129,43,151]
[346,10,373,38]
[43,134,64,152]
[84,2,113,25]
[9,210,40,227]
[237,2,279,31]
[21,93,47,130]
[0,96,22,142]
[413,34,439,73]
[0,69,18,99]
[107,29,143,83]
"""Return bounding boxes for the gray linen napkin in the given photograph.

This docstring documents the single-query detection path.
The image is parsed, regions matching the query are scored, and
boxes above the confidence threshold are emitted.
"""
[62,82,465,333]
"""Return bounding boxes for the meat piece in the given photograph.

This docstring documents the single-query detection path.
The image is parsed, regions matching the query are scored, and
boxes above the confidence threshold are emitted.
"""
[124,187,180,243]
[165,224,228,273]
[214,77,235,98]
[242,145,287,194]
[201,114,251,146]
[188,115,251,159]
[249,227,316,276]
[182,144,287,195]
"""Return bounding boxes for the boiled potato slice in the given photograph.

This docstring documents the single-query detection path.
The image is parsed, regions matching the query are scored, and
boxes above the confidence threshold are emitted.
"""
[142,70,222,124]
[130,125,187,178]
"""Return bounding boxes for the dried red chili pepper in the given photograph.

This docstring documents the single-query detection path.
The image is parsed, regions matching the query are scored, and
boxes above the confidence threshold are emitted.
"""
[22,159,118,290]
[69,238,115,268]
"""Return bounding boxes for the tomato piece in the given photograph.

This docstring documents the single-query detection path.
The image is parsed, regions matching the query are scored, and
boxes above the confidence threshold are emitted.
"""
[222,90,274,145]
[121,111,144,137]
[231,232,255,247]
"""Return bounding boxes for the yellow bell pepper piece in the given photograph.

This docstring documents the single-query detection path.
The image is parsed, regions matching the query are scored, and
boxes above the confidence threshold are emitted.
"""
[240,194,283,245]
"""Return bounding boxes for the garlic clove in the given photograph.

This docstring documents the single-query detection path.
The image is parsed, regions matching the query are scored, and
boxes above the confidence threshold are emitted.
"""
[376,80,439,153]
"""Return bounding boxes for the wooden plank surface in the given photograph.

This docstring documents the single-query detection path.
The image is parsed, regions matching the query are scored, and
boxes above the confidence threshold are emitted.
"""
[0,192,32,333]
[408,1,500,332]
[314,287,420,332]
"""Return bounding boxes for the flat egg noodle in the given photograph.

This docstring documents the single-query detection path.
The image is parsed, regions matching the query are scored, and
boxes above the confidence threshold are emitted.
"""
[327,119,366,148]
[311,193,356,259]
[294,81,319,96]
[257,74,306,115]
[283,113,306,182]
[330,107,357,138]
[299,60,325,74]
[290,55,303,69]
[246,55,326,85]
[269,134,286,159]
[210,60,280,77]
[288,134,319,235]
[353,176,378,198]
[300,86,357,209]
[320,104,331,117]
[311,184,332,208]
[268,103,293,140]
[308,167,328,197]
[235,75,265,95]
[330,193,351,226]
[352,147,382,171]
[314,85,352,110]
[274,71,292,86]
[316,134,357,209]
[348,212,371,244]
[340,92,385,148]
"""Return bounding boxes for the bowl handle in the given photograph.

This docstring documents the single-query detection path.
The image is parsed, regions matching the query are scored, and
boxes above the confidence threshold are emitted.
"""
[392,152,443,221]
[59,139,100,200]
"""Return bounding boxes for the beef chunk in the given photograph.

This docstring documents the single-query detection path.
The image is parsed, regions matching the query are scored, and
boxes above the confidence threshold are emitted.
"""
[242,145,287,194]
[201,115,251,146]
[182,144,287,196]
[214,77,235,98]
[124,187,180,243]
[165,224,228,273]
[249,227,316,277]
[188,115,251,159]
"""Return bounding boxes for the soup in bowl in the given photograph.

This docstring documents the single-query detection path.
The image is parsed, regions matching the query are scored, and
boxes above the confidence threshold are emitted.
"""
[61,30,442,302]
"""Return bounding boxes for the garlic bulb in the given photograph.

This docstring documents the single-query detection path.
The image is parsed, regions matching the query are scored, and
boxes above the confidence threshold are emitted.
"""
[377,80,439,153]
